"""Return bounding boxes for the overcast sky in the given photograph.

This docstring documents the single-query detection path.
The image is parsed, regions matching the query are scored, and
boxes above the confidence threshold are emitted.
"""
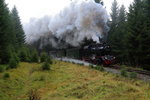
[5,0,133,24]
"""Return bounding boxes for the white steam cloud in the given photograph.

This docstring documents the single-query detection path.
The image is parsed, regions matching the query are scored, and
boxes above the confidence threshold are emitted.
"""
[24,0,109,48]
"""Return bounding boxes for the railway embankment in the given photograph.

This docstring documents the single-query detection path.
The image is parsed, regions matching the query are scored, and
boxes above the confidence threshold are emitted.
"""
[57,57,150,82]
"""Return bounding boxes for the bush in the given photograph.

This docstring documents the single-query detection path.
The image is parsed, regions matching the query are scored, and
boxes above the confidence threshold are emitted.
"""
[79,63,84,66]
[95,66,104,71]
[0,65,4,72]
[89,64,94,68]
[3,73,10,79]
[41,61,50,70]
[10,52,20,64]
[8,57,18,69]
[40,52,47,62]
[130,72,137,79]
[120,68,128,77]
[19,49,28,61]
[31,49,39,63]
[46,56,52,64]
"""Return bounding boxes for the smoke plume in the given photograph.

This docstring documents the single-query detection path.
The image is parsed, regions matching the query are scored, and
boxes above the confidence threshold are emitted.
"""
[24,0,109,48]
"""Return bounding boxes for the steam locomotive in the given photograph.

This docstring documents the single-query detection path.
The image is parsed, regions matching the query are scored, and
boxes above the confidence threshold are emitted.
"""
[80,43,116,66]
[50,42,116,66]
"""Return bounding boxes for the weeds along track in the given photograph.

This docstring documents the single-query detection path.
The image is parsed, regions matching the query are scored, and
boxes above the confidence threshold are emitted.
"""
[112,65,150,76]
[56,57,150,82]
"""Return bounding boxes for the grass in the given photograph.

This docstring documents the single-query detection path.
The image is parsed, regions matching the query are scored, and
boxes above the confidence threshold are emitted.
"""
[0,61,150,100]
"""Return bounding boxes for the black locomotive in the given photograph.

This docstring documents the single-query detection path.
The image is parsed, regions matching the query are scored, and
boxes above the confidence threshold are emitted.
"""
[80,43,116,66]
[50,42,116,66]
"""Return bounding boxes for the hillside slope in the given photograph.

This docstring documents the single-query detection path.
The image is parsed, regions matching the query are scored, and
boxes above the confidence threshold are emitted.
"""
[0,61,150,100]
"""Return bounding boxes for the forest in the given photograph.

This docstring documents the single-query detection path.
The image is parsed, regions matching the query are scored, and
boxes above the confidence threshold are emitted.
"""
[108,0,150,70]
[0,0,150,70]
[0,0,40,68]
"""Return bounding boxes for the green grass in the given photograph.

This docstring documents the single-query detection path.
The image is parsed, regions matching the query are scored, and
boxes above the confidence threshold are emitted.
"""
[0,61,150,100]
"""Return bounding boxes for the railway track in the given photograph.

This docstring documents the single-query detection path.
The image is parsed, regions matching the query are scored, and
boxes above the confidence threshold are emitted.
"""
[127,68,150,76]
[112,65,150,76]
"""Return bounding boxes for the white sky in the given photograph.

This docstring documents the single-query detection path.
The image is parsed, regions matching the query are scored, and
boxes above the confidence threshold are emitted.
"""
[5,0,133,24]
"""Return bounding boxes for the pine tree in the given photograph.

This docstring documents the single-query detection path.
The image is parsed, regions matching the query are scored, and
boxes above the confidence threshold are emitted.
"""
[0,0,14,63]
[115,5,127,63]
[126,0,148,66]
[142,0,150,67]
[107,0,121,62]
[11,6,25,47]
[108,0,119,44]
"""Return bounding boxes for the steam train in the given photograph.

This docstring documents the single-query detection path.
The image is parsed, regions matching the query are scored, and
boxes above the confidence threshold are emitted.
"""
[50,42,116,66]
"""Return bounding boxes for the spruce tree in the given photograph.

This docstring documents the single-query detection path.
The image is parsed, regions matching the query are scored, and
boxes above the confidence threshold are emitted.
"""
[11,6,25,47]
[0,0,13,63]
[107,0,120,62]
[142,0,150,67]
[126,0,148,66]
[108,0,119,44]
[115,5,127,63]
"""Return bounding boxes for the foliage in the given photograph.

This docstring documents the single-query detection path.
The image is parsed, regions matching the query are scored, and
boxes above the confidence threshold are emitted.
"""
[41,61,50,70]
[3,73,10,79]
[40,52,48,62]
[8,56,18,69]
[11,6,25,46]
[108,0,150,69]
[0,0,14,64]
[108,0,127,64]
[120,68,128,77]
[89,64,94,68]
[31,49,39,63]
[95,65,104,71]
[11,52,20,63]
[19,47,30,62]
[126,0,148,66]
[46,56,53,64]
[0,65,4,72]
[129,72,137,79]
[0,1,26,64]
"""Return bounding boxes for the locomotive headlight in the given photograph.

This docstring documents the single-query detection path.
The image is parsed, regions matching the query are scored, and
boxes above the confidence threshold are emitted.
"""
[99,47,104,49]
[104,57,108,59]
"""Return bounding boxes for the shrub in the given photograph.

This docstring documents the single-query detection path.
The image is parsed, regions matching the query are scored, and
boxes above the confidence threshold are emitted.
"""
[11,52,20,63]
[95,66,104,71]
[40,52,48,62]
[46,56,52,64]
[130,72,137,79]
[39,76,45,81]
[8,57,18,68]
[0,65,4,72]
[120,68,128,77]
[79,63,84,66]
[89,64,94,68]
[3,73,10,79]
[19,48,28,62]
[31,49,39,63]
[41,61,50,70]
[28,89,41,100]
